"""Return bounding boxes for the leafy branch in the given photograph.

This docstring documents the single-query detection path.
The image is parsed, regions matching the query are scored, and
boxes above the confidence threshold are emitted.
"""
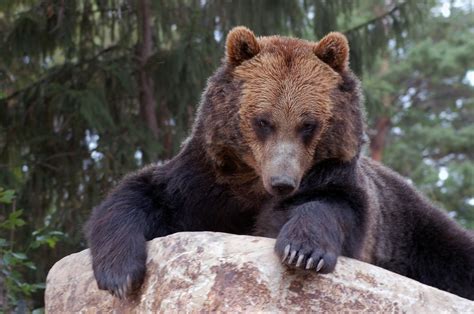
[1,45,125,102]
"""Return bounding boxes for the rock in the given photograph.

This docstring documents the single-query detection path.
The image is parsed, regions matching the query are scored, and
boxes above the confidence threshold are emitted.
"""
[45,232,474,313]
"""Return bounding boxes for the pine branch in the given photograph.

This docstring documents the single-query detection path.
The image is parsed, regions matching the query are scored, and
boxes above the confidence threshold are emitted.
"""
[1,46,123,102]
[343,2,409,34]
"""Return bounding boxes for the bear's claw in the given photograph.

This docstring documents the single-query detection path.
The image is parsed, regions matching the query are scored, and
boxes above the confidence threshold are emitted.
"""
[110,275,133,299]
[296,254,304,267]
[282,244,291,262]
[279,243,329,272]
[117,286,125,299]
[93,254,146,300]
[114,274,133,299]
[316,258,325,272]
[288,250,297,264]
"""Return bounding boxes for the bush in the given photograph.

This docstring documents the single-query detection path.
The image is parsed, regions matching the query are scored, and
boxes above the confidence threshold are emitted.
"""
[0,188,64,312]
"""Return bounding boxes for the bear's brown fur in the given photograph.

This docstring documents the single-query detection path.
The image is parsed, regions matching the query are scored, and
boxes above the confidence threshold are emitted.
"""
[85,27,474,300]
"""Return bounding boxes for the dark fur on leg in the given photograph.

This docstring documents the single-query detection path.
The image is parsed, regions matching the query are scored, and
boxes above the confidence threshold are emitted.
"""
[84,166,170,298]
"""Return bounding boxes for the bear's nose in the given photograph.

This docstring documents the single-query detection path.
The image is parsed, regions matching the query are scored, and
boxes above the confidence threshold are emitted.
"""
[270,176,297,196]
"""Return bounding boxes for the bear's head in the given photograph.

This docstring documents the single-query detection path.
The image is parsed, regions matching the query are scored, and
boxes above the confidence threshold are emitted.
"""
[194,26,365,197]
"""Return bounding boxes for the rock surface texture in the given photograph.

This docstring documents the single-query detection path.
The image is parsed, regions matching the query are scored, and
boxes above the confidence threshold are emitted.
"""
[46,232,474,313]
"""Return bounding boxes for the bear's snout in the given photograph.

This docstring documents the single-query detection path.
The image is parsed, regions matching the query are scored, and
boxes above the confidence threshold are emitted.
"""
[270,175,297,196]
[260,141,307,197]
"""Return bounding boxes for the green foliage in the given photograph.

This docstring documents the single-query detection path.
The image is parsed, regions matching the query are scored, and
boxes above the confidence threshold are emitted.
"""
[364,4,474,228]
[0,187,64,312]
[0,0,472,310]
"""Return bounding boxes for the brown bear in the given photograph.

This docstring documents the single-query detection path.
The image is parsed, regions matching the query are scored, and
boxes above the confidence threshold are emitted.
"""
[85,26,474,300]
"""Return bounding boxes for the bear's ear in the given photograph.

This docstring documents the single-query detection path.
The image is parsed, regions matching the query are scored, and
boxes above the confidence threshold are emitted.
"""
[225,26,260,66]
[314,32,349,73]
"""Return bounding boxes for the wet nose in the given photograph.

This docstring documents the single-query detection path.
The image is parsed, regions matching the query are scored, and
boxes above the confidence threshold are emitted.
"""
[270,176,297,196]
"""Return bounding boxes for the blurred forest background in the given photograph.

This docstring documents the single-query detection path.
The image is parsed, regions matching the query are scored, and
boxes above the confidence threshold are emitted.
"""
[1,0,473,311]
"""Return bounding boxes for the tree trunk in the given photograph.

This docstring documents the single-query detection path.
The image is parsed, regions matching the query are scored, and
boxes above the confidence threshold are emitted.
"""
[369,4,392,162]
[369,55,393,162]
[370,116,391,161]
[137,0,159,139]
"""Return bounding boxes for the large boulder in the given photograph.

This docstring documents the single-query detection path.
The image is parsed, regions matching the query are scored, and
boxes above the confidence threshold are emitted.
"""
[45,232,473,313]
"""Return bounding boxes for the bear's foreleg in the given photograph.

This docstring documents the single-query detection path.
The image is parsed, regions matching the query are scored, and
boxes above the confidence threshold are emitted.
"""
[84,166,171,298]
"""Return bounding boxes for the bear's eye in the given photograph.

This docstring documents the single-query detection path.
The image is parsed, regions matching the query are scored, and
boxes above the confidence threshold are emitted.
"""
[258,119,270,129]
[300,122,317,134]
[299,121,319,144]
[252,117,273,141]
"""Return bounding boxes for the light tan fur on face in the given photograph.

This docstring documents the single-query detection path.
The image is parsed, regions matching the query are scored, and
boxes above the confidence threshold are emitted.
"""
[234,36,341,194]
